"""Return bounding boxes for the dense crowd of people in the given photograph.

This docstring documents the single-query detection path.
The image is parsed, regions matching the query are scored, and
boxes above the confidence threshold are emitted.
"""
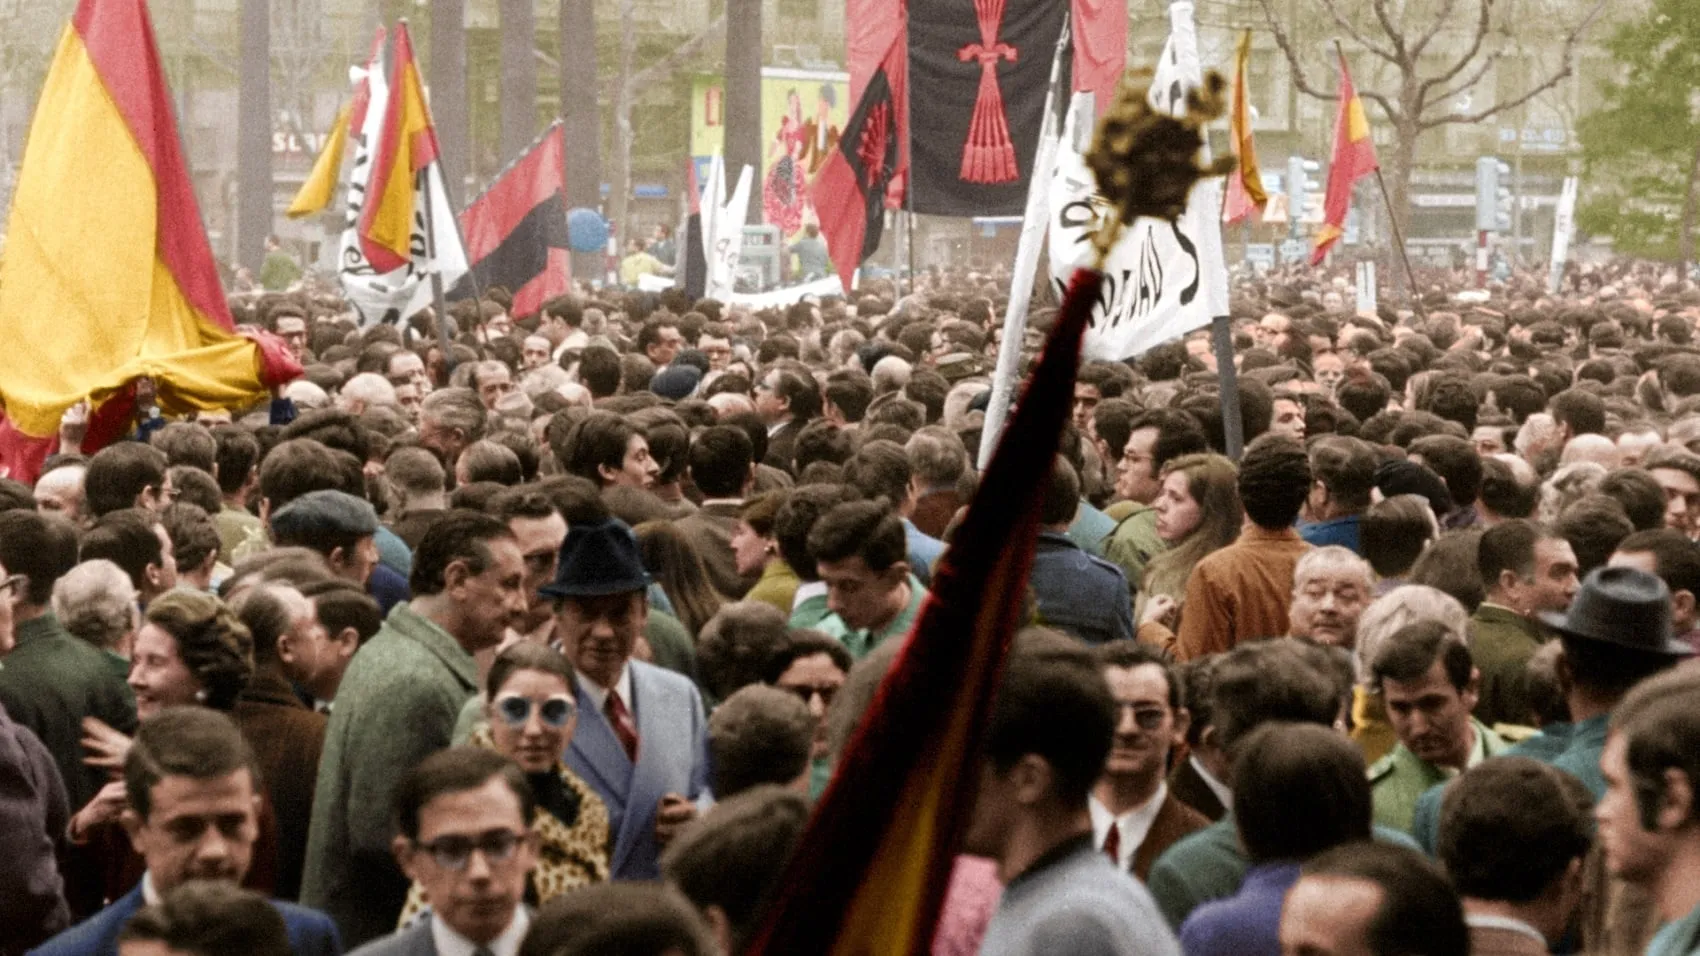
[3,254,1700,956]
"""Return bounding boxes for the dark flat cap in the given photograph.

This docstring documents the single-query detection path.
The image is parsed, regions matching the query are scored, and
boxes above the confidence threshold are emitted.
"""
[270,489,379,542]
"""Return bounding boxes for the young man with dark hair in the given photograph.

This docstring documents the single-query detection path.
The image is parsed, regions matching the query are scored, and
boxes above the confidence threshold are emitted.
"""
[1030,457,1134,645]
[1611,528,1700,651]
[301,511,527,944]
[33,708,340,956]
[706,684,815,797]
[808,501,926,659]
[1147,640,1421,929]
[354,747,539,955]
[661,785,811,956]
[842,438,946,585]
[1437,758,1592,956]
[754,364,822,472]
[1299,435,1377,554]
[1090,641,1206,881]
[1174,434,1313,660]
[1410,434,1485,530]
[117,882,294,956]
[1179,723,1372,956]
[80,508,178,605]
[84,442,172,518]
[968,628,1180,956]
[1469,519,1579,728]
[1368,621,1508,833]
[1595,667,1700,956]
[676,425,757,599]
[1280,842,1468,956]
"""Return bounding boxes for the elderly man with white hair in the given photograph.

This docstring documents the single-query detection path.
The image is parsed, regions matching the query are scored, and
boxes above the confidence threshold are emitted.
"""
[1348,585,1472,765]
[50,559,139,676]
[1287,546,1374,649]
[337,372,398,416]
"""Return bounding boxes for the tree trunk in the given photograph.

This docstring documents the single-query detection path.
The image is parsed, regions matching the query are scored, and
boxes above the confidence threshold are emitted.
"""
[499,0,537,164]
[609,0,637,244]
[1681,136,1700,277]
[237,0,271,271]
[559,0,602,278]
[429,0,468,203]
[1382,121,1418,303]
[723,0,762,221]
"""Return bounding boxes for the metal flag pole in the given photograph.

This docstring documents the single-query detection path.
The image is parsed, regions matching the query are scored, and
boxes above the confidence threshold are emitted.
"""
[978,13,1070,471]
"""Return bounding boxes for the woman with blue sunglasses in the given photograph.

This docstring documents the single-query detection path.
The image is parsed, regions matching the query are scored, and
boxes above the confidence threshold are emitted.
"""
[399,643,609,926]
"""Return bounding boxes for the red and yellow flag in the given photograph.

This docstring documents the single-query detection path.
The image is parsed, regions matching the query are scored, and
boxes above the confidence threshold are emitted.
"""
[358,23,441,274]
[1223,30,1267,224]
[742,269,1098,956]
[1312,50,1379,264]
[0,0,299,483]
[287,103,352,219]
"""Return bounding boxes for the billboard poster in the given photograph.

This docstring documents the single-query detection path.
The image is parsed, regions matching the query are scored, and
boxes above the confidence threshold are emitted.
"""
[691,67,850,239]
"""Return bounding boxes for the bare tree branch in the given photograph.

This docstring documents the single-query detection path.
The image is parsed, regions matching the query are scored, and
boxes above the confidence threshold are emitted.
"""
[1415,0,1493,98]
[1367,0,1407,65]
[1426,48,1501,111]
[1319,0,1400,65]
[1422,0,1607,130]
[625,12,726,94]
[1407,0,1460,60]
[1253,0,1335,101]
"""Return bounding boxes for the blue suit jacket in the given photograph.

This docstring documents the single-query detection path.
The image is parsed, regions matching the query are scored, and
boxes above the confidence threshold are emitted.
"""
[29,885,341,956]
[564,660,709,880]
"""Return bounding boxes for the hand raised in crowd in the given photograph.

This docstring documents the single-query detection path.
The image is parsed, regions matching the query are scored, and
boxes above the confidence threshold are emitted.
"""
[81,716,131,776]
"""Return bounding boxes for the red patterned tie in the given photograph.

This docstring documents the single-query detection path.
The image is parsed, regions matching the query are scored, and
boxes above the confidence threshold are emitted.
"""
[1103,821,1121,866]
[606,690,640,762]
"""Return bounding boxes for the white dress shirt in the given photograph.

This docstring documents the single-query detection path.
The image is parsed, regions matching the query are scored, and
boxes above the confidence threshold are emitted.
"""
[431,906,530,956]
[1190,754,1233,811]
[1088,782,1170,872]
[576,666,634,718]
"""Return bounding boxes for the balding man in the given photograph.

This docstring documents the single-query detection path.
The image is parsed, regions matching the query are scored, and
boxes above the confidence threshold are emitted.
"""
[33,463,87,528]
[1559,433,1619,470]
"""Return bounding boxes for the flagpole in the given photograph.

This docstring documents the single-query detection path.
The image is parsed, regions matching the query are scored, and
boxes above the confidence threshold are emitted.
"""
[421,165,458,376]
[1331,40,1420,316]
[978,13,1069,471]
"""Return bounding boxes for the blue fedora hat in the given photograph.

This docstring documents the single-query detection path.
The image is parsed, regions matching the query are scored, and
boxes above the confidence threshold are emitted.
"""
[539,517,654,599]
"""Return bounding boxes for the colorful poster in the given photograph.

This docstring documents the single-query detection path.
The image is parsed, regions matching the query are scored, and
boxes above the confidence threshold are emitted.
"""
[690,68,850,238]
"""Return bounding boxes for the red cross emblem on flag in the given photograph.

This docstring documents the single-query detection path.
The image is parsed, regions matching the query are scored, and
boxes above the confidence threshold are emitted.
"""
[957,0,1019,184]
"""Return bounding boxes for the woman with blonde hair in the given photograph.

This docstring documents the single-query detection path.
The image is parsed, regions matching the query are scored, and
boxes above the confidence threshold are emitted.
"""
[1135,453,1243,649]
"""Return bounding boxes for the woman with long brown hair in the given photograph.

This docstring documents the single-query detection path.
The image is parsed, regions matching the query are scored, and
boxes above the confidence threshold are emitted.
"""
[1135,453,1244,650]
[633,521,726,639]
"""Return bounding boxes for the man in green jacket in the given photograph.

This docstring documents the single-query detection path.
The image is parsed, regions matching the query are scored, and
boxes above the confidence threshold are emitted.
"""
[299,511,528,946]
[1366,620,1508,833]
[1469,519,1579,728]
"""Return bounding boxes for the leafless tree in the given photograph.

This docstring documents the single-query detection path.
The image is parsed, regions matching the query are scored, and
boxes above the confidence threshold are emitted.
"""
[1253,0,1606,254]
[499,0,537,164]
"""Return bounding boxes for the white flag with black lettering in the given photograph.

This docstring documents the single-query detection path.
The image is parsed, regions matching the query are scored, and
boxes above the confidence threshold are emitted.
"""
[1047,0,1228,361]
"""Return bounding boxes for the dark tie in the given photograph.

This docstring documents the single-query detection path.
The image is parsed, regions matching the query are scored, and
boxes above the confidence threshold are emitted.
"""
[606,690,640,762]
[1103,821,1121,866]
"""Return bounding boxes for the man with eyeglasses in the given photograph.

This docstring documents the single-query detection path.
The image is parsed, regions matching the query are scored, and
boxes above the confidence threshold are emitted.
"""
[764,631,852,798]
[350,747,539,956]
[1103,410,1209,595]
[1090,642,1208,882]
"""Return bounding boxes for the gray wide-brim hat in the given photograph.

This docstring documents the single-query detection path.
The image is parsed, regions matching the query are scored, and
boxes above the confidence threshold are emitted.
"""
[1537,565,1693,657]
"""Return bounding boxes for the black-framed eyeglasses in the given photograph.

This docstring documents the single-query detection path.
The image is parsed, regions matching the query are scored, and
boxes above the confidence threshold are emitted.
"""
[414,828,531,871]
[0,574,25,598]
[1114,703,1170,732]
[783,683,840,707]
[495,693,576,729]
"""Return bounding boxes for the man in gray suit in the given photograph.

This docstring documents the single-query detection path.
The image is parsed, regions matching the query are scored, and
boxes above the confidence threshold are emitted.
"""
[348,748,539,956]
[301,511,530,945]
[544,517,711,880]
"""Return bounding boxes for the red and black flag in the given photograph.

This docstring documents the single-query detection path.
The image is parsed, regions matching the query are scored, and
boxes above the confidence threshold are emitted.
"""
[453,122,569,317]
[813,30,907,289]
[908,0,1068,216]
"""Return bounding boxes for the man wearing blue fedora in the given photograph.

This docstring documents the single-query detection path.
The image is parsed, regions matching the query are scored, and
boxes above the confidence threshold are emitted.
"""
[544,516,710,881]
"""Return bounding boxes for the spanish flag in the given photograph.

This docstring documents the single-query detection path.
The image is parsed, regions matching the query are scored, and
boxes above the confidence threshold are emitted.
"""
[0,0,300,483]
[286,103,352,219]
[1311,50,1379,265]
[742,269,1098,955]
[358,23,440,274]
[1223,30,1267,224]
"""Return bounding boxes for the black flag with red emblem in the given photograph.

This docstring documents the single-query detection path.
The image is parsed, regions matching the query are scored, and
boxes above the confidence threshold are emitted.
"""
[813,30,907,289]
[909,0,1068,216]
[452,122,570,317]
